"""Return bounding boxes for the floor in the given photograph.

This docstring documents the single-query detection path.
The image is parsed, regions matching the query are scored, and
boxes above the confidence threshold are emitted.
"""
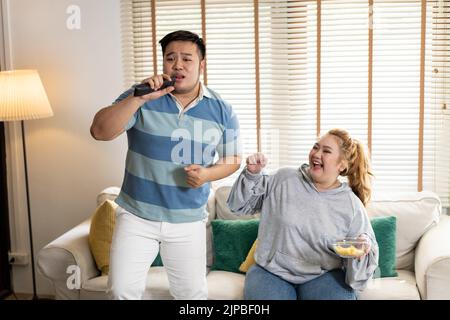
[3,293,54,300]
[4,293,33,300]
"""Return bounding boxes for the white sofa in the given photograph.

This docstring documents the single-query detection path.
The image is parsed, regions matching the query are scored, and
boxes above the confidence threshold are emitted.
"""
[37,186,450,300]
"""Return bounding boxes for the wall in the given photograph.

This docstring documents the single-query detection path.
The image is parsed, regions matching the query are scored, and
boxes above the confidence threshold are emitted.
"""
[3,0,127,295]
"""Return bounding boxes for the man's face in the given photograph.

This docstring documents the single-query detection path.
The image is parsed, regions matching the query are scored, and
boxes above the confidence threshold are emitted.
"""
[163,40,204,95]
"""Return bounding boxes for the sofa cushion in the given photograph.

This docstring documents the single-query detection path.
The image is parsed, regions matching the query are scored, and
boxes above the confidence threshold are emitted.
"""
[81,266,172,300]
[82,267,247,300]
[239,239,258,273]
[89,200,117,275]
[357,270,420,300]
[367,191,441,271]
[371,216,398,278]
[206,270,245,300]
[211,219,259,273]
[210,186,258,269]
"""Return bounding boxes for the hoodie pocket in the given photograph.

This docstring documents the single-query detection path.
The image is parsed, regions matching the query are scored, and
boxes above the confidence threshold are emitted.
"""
[271,250,322,276]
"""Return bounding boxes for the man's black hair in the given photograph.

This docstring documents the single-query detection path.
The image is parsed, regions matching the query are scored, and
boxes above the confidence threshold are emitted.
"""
[159,30,206,60]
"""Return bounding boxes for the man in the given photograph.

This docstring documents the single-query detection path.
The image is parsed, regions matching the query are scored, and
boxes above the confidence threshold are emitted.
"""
[90,30,241,300]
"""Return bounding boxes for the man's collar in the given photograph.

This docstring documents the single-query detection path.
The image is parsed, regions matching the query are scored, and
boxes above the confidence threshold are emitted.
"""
[169,82,211,113]
[170,82,211,101]
[200,82,212,99]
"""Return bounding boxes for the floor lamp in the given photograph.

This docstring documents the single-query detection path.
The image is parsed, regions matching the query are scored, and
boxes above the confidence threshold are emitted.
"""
[0,70,54,299]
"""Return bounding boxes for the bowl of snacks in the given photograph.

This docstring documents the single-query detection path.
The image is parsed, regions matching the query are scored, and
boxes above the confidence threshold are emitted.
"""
[332,238,368,258]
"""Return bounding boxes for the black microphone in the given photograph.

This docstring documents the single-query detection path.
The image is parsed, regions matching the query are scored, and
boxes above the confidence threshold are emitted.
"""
[133,78,176,97]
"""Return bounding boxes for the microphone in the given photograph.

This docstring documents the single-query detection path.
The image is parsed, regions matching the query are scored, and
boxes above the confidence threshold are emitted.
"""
[133,78,176,97]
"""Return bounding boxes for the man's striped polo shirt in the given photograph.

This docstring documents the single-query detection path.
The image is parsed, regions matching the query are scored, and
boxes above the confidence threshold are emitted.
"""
[113,84,240,223]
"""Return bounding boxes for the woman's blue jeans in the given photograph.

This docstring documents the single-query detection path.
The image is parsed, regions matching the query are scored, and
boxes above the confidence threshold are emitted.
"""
[244,264,356,300]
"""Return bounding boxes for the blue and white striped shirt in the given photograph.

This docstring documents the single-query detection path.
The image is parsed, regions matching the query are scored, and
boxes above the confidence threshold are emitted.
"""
[114,84,241,223]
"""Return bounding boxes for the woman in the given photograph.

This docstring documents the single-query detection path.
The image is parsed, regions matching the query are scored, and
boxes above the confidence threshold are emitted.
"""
[227,128,379,300]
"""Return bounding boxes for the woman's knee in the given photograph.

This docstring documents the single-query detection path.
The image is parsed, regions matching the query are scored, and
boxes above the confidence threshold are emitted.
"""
[244,265,266,299]
[298,269,356,300]
[244,264,296,300]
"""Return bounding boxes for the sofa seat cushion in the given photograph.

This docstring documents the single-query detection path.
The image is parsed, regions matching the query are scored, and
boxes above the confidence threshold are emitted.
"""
[81,266,173,300]
[207,270,245,300]
[357,270,420,300]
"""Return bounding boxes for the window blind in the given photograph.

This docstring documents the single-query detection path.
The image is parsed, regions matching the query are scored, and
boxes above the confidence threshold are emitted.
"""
[370,0,428,193]
[203,0,258,161]
[154,0,203,74]
[320,0,369,146]
[259,1,318,170]
[425,0,449,206]
[124,0,154,84]
[125,0,449,206]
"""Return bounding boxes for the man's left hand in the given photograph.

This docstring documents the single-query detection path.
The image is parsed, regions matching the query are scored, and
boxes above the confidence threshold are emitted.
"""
[184,164,209,188]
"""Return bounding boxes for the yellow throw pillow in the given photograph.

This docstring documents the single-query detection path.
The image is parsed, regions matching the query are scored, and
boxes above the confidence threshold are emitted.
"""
[88,200,117,276]
[239,239,258,273]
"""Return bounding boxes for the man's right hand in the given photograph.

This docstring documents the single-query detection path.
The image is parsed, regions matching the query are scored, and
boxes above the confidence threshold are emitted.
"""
[138,74,175,101]
[246,152,268,174]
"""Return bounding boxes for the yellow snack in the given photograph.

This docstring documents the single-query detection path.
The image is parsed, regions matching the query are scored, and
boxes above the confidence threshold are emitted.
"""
[334,245,364,257]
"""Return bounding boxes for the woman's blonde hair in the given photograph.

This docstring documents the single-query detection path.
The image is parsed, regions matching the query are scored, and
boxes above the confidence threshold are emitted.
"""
[327,128,373,206]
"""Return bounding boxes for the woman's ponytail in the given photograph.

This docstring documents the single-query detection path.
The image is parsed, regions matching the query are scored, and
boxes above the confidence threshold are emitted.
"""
[328,129,373,206]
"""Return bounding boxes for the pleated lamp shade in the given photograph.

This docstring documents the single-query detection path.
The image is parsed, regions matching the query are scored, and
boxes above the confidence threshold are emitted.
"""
[0,69,53,121]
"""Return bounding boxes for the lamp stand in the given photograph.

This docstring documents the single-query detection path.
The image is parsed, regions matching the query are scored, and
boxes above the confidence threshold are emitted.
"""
[21,120,38,300]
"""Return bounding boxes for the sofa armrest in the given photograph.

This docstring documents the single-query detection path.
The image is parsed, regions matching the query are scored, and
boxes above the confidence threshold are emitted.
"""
[415,215,450,299]
[37,219,100,299]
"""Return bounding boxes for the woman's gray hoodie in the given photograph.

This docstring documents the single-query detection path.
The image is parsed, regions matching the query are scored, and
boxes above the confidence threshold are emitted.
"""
[227,164,379,291]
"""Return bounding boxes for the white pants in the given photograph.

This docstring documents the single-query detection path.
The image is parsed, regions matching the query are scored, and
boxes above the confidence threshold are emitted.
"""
[107,206,207,300]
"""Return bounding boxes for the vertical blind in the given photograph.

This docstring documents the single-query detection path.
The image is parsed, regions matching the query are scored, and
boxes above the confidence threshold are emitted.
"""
[124,0,449,206]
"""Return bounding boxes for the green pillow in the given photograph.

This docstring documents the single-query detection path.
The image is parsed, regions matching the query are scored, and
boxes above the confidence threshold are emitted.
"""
[370,216,398,278]
[152,252,163,267]
[211,219,259,273]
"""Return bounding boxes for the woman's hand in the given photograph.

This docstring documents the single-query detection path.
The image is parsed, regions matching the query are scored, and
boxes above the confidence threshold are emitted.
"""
[357,233,371,260]
[246,152,268,174]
